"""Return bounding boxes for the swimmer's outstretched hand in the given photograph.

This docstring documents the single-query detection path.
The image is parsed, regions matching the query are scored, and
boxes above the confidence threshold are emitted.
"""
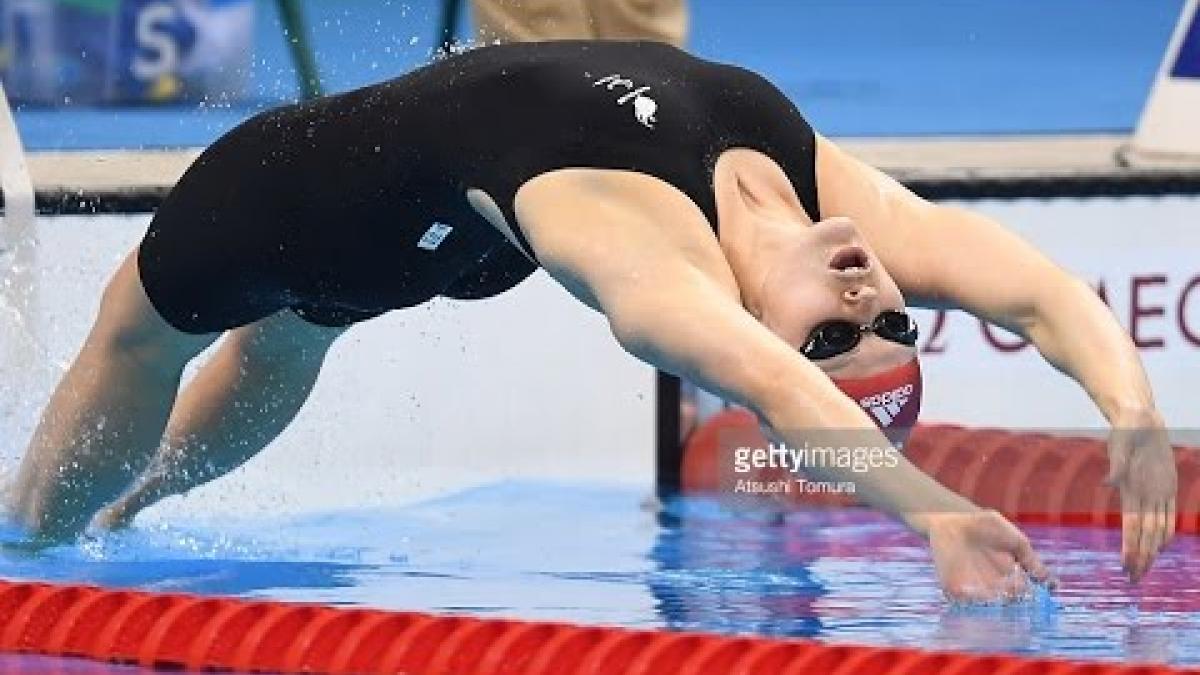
[925,510,1055,604]
[1105,407,1177,583]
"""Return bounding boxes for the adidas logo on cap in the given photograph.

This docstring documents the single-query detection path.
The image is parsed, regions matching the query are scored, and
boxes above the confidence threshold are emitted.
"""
[859,384,913,427]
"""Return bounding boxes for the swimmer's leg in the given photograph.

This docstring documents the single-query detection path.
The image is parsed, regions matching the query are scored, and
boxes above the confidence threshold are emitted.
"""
[93,309,345,528]
[7,251,219,541]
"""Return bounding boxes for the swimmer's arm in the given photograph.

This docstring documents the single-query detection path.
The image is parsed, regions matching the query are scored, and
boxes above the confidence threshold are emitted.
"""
[818,136,1174,579]
[517,170,974,535]
[815,136,1154,422]
[904,203,1152,421]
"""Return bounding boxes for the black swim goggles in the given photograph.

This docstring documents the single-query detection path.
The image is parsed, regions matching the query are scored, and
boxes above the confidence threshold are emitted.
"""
[800,310,919,360]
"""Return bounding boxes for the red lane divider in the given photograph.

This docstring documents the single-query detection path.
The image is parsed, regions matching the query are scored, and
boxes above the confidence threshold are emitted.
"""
[0,579,1196,674]
[681,411,1200,532]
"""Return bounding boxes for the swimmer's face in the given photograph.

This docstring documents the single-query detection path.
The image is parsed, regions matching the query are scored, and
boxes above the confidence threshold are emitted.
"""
[759,217,917,378]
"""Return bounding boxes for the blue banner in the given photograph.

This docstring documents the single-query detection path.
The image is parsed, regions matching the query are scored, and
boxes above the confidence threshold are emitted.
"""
[0,0,253,105]
[1170,5,1200,78]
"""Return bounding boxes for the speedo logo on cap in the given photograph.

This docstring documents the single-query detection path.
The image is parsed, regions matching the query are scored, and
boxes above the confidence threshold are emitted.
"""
[859,384,913,427]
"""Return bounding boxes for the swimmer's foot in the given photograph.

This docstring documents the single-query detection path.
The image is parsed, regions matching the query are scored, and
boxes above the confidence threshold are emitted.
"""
[88,500,136,533]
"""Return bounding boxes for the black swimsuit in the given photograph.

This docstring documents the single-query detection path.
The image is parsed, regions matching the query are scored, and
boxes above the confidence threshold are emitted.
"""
[138,40,820,334]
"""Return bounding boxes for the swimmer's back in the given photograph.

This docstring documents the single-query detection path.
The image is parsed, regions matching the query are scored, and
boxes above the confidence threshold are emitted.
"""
[139,40,819,333]
[178,40,817,240]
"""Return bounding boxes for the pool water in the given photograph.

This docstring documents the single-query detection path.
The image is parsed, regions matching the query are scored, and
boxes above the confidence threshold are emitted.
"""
[0,654,158,673]
[2,481,1199,668]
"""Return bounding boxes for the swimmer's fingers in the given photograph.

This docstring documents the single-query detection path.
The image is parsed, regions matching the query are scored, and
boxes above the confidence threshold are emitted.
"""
[1011,527,1056,589]
[1139,496,1175,579]
[1122,496,1167,583]
[1152,498,1171,553]
[1108,409,1176,582]
[1121,493,1177,582]
[962,557,1029,605]
[1134,500,1161,582]
[1001,565,1031,602]
[933,512,1053,603]
[1120,496,1143,581]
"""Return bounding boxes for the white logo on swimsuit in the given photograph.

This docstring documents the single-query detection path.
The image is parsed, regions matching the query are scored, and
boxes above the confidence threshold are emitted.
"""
[418,222,454,250]
[593,74,657,129]
[860,384,913,426]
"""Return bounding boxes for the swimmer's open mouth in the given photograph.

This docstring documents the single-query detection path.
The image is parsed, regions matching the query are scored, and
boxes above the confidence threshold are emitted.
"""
[829,246,871,276]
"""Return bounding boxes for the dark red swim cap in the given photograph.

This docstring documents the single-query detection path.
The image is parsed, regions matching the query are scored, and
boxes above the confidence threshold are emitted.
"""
[831,358,922,446]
